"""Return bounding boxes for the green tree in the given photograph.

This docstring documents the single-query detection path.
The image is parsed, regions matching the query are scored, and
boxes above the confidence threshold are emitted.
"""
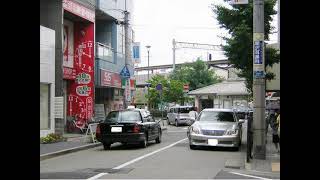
[170,58,223,91]
[146,74,187,108]
[212,0,280,93]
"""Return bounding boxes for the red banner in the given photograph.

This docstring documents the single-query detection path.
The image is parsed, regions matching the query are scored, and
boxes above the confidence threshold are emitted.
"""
[100,69,122,88]
[67,22,94,124]
[130,79,135,90]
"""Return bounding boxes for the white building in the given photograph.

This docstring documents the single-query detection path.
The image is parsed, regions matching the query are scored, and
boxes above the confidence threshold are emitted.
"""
[40,26,56,137]
[188,80,250,112]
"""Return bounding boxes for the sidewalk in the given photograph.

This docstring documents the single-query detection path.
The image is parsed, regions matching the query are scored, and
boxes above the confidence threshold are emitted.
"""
[41,121,168,161]
[245,126,280,173]
[40,133,101,161]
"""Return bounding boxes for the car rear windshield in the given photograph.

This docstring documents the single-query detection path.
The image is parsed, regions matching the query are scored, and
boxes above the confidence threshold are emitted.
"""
[178,107,195,113]
[105,111,141,123]
[199,111,235,122]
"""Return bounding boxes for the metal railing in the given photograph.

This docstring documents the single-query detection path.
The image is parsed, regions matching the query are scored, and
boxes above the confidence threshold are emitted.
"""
[96,42,114,63]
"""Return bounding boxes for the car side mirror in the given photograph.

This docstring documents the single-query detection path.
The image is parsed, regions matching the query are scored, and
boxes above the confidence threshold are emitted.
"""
[239,119,245,124]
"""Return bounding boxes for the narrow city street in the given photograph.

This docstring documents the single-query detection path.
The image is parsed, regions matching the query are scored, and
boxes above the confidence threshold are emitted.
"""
[41,125,248,179]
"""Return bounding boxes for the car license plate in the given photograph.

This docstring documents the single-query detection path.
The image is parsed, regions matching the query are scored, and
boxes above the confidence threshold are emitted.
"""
[208,139,218,146]
[111,127,122,132]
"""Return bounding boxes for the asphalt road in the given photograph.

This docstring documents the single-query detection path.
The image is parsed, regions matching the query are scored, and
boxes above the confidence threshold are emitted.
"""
[40,124,270,179]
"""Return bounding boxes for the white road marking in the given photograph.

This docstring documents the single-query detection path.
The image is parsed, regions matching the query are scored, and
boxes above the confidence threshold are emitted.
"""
[229,171,273,180]
[112,138,188,170]
[86,172,108,180]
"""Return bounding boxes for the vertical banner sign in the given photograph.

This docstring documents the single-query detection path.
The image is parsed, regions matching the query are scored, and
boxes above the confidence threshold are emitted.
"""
[254,41,264,78]
[253,33,265,79]
[132,42,141,64]
[63,19,75,79]
[67,22,94,124]
[125,79,131,102]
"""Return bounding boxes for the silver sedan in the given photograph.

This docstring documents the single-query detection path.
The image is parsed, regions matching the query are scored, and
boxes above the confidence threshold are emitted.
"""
[187,108,244,151]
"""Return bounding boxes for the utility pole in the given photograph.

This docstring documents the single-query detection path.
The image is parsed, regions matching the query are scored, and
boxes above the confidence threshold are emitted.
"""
[172,38,176,71]
[123,0,130,109]
[252,0,266,160]
[146,45,151,110]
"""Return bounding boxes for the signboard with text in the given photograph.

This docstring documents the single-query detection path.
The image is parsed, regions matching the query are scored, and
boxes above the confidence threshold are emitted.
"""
[230,0,248,5]
[63,0,95,22]
[100,69,122,88]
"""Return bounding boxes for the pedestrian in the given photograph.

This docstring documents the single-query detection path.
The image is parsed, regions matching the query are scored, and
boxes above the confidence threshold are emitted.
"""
[276,112,280,139]
[271,109,280,153]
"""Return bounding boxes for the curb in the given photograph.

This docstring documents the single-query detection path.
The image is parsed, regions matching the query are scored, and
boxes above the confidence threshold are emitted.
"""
[40,142,102,161]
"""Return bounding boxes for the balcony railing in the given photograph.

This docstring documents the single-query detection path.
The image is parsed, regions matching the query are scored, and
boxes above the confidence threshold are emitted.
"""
[96,42,114,63]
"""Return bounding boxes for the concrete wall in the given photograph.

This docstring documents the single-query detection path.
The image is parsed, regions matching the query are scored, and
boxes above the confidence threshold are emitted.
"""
[40,26,56,137]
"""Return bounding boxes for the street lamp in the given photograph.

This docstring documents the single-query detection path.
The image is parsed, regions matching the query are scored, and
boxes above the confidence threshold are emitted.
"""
[146,45,151,110]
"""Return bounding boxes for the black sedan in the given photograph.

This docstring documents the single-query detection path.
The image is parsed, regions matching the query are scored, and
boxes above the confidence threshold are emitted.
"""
[96,109,162,150]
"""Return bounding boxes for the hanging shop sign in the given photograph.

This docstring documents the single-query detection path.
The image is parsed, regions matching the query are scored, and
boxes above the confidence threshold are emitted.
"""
[100,69,122,88]
[63,0,95,22]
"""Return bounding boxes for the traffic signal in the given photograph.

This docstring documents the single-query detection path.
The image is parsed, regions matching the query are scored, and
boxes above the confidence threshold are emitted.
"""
[209,53,212,60]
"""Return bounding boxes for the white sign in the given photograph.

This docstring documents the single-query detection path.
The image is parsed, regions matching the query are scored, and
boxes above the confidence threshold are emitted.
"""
[111,127,122,133]
[230,0,248,5]
[54,97,64,118]
[208,139,218,146]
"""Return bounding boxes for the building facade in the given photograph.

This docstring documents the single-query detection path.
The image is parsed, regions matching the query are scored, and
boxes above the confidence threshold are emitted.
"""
[95,0,135,118]
[40,0,136,135]
[40,26,56,137]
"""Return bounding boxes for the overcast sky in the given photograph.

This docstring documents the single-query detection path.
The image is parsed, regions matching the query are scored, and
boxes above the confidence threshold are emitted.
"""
[131,0,278,68]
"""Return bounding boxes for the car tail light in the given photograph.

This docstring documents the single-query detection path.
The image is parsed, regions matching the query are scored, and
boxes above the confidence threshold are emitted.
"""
[133,124,141,133]
[96,124,101,136]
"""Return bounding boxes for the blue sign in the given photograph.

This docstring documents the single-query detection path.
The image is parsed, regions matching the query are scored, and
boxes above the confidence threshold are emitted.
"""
[254,41,263,64]
[120,66,130,79]
[156,84,162,91]
[254,71,265,79]
[133,45,140,59]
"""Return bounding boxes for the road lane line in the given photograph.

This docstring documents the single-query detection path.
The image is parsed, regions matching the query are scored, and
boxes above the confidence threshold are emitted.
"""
[87,173,108,180]
[112,138,188,170]
[229,171,273,180]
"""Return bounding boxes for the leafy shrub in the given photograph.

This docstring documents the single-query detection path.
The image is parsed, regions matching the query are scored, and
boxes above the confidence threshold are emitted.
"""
[40,133,65,144]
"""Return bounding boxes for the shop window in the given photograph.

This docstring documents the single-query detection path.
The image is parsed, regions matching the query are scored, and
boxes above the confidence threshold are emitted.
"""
[40,83,50,130]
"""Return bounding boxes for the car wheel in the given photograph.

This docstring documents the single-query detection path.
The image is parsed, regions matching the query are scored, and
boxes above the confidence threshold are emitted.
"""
[190,145,196,150]
[155,130,162,143]
[233,146,239,151]
[175,120,178,127]
[103,143,111,150]
[140,133,148,148]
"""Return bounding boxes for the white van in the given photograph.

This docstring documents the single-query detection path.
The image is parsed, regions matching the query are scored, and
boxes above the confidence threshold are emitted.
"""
[167,106,197,126]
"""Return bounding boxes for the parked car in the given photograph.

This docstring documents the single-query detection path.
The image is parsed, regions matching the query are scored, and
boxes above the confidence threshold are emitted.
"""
[96,109,162,150]
[187,108,244,151]
[167,106,196,126]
